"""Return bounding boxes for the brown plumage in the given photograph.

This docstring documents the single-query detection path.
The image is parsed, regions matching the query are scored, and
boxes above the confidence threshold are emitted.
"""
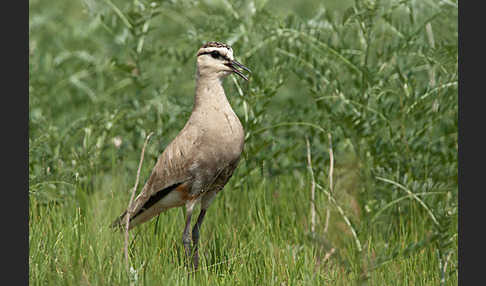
[112,41,251,270]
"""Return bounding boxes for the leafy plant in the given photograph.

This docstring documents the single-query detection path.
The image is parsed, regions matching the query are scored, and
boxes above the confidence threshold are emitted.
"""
[29,0,457,284]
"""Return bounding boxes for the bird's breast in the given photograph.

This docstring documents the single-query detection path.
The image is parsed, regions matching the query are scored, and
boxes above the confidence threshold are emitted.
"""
[186,102,245,163]
[200,110,244,160]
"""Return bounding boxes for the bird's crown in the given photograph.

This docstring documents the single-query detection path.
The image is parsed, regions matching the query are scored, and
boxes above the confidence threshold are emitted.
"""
[196,41,234,60]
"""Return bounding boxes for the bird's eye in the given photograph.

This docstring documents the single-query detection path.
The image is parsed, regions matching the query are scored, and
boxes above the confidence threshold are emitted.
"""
[210,51,220,59]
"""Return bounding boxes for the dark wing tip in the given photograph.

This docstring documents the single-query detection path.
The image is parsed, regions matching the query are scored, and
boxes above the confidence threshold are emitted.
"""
[110,210,127,230]
[111,182,184,231]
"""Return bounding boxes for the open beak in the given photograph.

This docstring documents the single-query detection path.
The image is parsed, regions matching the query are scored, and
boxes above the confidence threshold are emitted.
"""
[225,59,251,81]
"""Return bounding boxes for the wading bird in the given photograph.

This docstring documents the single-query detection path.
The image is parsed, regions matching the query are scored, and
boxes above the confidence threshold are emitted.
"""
[112,41,251,270]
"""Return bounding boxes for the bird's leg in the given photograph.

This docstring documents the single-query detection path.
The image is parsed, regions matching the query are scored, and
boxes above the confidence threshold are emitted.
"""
[182,208,193,266]
[191,208,207,270]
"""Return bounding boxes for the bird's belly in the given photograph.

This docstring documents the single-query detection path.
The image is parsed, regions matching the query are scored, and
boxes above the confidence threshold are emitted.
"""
[153,189,186,210]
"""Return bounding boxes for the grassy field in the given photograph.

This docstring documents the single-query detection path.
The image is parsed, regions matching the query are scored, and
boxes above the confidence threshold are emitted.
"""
[29,0,458,285]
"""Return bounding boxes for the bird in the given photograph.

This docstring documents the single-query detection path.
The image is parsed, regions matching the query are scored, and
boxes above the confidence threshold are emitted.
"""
[111,41,251,270]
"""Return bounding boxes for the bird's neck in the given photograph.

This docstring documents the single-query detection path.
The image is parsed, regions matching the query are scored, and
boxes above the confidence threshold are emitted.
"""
[193,74,231,111]
[192,71,244,142]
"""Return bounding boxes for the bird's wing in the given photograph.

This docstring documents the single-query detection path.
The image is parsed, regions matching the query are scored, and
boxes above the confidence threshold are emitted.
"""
[127,139,195,217]
[123,124,205,222]
[111,147,194,229]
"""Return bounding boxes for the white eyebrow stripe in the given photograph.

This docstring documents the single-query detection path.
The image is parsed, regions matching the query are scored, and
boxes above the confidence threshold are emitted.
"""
[197,47,234,60]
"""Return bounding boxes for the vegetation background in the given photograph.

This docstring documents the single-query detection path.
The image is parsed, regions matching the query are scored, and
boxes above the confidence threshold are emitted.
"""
[29,0,458,285]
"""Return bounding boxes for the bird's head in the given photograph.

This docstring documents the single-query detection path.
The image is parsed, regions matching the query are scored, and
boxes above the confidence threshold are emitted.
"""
[196,41,251,81]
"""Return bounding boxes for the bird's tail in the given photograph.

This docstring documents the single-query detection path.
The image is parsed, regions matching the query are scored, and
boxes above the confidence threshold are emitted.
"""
[110,182,150,231]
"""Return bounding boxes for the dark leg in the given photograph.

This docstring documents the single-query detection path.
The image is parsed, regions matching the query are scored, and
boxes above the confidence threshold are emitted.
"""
[191,209,207,270]
[182,210,193,265]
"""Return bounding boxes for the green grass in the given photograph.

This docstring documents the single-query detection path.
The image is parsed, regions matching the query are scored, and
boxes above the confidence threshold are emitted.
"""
[29,0,457,284]
[30,172,455,285]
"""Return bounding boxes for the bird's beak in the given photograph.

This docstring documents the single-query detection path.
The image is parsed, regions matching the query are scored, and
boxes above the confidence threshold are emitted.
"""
[225,59,251,81]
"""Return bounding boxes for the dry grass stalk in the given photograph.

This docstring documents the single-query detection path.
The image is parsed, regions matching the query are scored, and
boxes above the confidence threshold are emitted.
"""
[440,251,453,285]
[307,133,361,252]
[305,137,316,236]
[425,22,436,87]
[322,247,336,263]
[324,133,334,233]
[125,132,154,272]
[316,182,362,252]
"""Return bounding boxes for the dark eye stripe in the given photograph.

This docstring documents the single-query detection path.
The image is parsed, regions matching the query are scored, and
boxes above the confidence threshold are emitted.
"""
[197,50,230,61]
